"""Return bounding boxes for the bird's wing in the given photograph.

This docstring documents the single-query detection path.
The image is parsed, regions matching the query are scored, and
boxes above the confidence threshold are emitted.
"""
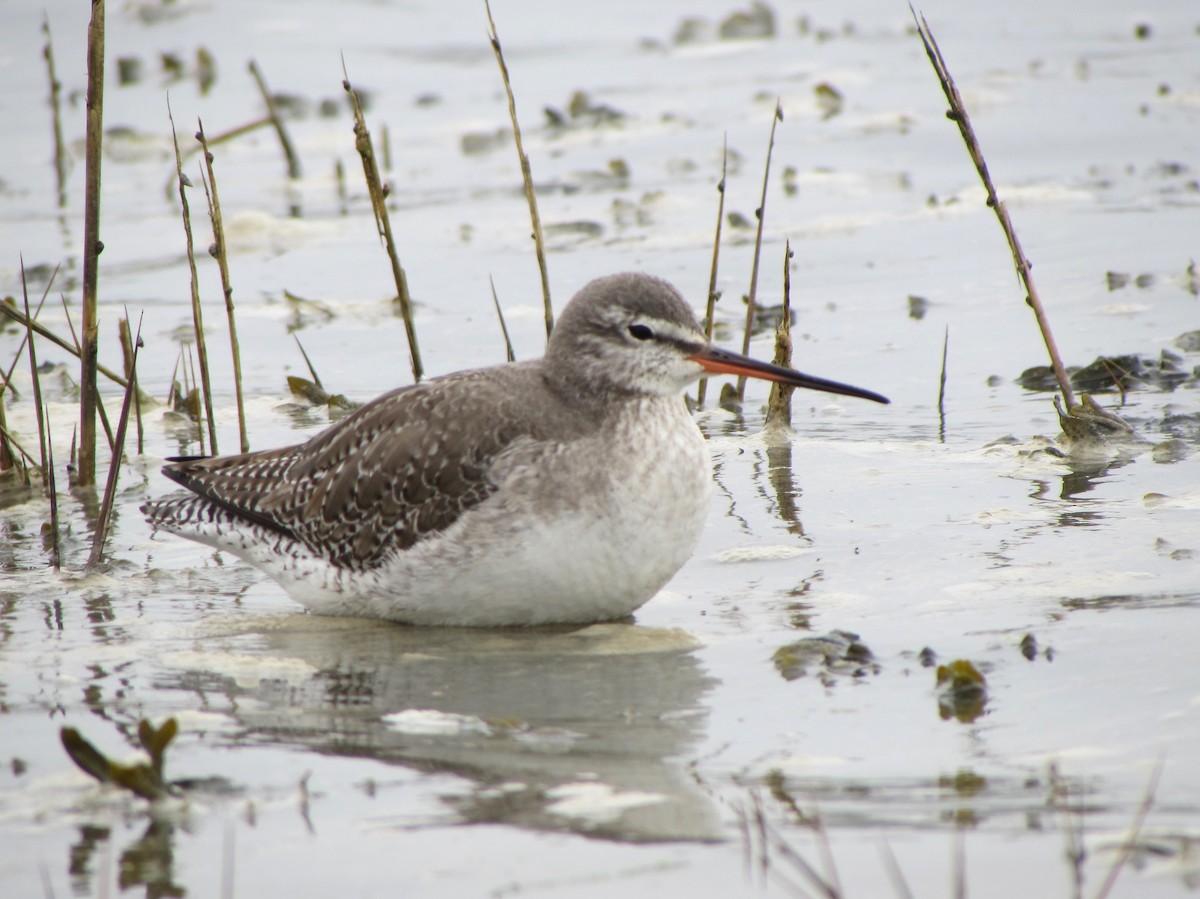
[161,373,541,569]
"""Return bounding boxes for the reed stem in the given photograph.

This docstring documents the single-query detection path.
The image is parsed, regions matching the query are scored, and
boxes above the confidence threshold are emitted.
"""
[343,63,423,383]
[78,0,107,487]
[911,9,1075,409]
[198,119,249,452]
[697,137,729,408]
[737,100,783,400]
[485,0,553,339]
[168,98,219,454]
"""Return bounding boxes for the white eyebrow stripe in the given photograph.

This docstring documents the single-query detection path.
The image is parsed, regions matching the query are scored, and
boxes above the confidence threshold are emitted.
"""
[633,317,702,344]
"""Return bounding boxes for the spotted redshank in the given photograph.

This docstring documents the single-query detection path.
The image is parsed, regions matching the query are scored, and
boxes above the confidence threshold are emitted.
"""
[143,273,887,626]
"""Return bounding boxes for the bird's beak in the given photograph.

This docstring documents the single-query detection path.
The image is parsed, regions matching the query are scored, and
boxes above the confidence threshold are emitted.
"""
[690,345,890,405]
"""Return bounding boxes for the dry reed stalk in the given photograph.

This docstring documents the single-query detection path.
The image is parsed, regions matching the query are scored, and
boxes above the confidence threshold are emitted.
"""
[1046,764,1087,899]
[161,115,274,198]
[877,839,916,899]
[911,10,1075,409]
[489,276,516,363]
[0,303,127,389]
[1092,758,1163,899]
[59,293,79,348]
[335,158,347,212]
[20,260,50,486]
[168,99,219,454]
[696,137,729,408]
[57,297,116,454]
[42,15,69,208]
[45,404,61,569]
[485,0,553,339]
[938,325,949,440]
[737,100,783,400]
[118,317,143,456]
[809,801,843,899]
[248,60,302,179]
[197,120,249,452]
[184,342,206,454]
[343,63,423,383]
[0,420,39,476]
[78,0,107,488]
[764,242,796,432]
[87,312,143,570]
[191,115,274,152]
[0,381,19,477]
[951,827,966,899]
[293,336,323,388]
[380,123,393,173]
[1,264,59,405]
[2,297,122,457]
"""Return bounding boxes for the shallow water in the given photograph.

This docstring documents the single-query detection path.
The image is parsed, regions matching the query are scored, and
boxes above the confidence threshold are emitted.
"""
[2,1,1199,896]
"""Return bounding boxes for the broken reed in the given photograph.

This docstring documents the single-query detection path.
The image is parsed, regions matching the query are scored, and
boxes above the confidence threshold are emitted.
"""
[485,0,554,339]
[20,260,50,485]
[45,404,61,568]
[1,265,61,479]
[88,313,143,569]
[737,100,784,401]
[62,297,118,454]
[42,15,69,209]
[764,241,795,433]
[168,99,218,454]
[248,59,302,179]
[910,10,1076,410]
[78,0,107,488]
[489,276,516,363]
[0,300,129,391]
[343,64,423,384]
[937,325,949,441]
[197,120,249,453]
[696,137,729,408]
[118,316,143,455]
[161,115,275,200]
[0,380,21,477]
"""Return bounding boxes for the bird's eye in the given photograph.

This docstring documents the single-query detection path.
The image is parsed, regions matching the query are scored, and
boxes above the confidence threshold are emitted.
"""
[628,324,654,341]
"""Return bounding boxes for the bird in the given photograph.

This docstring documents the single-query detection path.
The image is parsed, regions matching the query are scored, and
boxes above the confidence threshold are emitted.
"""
[142,272,888,627]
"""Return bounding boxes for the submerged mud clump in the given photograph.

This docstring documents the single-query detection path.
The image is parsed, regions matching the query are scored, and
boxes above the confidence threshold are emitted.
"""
[1018,349,1198,394]
[773,630,878,684]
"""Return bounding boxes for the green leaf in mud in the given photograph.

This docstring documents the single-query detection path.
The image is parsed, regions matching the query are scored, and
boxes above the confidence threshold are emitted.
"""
[286,376,357,411]
[61,718,180,801]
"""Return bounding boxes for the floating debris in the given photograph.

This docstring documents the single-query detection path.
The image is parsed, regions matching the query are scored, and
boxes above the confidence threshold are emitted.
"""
[543,90,625,129]
[1105,271,1157,291]
[672,3,776,46]
[935,660,988,723]
[813,82,844,119]
[726,211,754,230]
[1019,633,1038,661]
[719,2,776,40]
[116,55,143,85]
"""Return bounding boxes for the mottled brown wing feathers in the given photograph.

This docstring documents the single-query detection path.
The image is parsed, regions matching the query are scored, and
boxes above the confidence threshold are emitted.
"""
[162,374,540,569]
[162,445,304,538]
